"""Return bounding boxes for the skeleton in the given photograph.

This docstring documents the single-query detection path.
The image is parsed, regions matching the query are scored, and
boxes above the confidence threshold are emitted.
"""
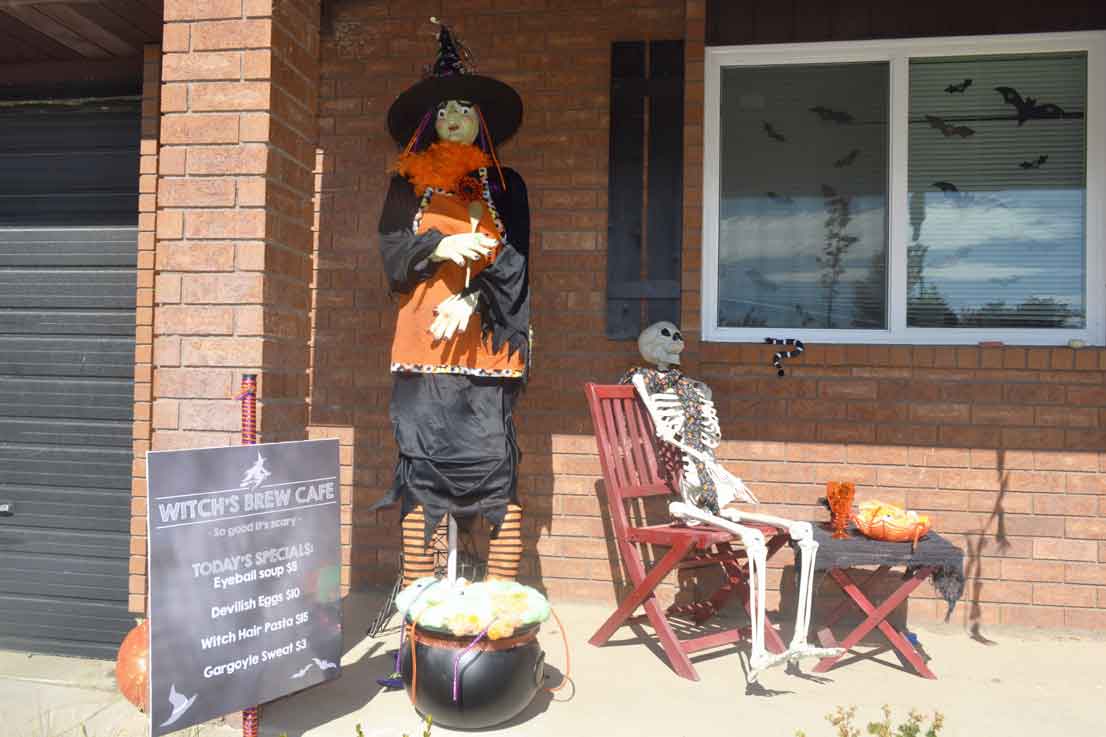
[624,322,840,680]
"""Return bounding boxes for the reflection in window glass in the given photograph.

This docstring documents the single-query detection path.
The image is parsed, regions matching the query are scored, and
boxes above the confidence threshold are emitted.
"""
[717,63,889,329]
[907,54,1087,328]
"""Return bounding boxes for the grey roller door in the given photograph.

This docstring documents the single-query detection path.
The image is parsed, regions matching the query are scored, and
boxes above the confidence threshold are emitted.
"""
[0,100,140,658]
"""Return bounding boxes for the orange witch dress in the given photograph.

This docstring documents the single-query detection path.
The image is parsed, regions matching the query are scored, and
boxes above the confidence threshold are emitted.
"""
[389,189,525,377]
[371,160,530,541]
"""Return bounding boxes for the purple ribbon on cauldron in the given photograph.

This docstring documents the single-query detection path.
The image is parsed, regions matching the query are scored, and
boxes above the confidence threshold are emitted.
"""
[453,620,496,703]
[377,584,436,691]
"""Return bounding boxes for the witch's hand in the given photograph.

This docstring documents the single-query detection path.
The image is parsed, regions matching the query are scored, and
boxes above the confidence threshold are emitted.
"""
[430,232,495,266]
[429,293,480,341]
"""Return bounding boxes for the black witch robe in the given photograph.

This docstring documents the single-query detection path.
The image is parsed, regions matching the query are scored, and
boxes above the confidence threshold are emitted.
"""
[371,168,530,542]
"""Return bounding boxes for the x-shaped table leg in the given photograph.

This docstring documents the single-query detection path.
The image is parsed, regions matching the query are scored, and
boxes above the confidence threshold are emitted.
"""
[812,566,936,679]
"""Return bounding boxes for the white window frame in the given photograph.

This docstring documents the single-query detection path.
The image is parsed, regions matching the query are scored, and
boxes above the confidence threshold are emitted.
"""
[702,31,1106,345]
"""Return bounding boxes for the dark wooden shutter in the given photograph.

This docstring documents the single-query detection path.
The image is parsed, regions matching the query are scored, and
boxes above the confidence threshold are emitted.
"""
[606,40,685,340]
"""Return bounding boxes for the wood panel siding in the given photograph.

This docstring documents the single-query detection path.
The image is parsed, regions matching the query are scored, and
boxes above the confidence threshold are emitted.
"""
[0,0,160,63]
[707,0,1106,46]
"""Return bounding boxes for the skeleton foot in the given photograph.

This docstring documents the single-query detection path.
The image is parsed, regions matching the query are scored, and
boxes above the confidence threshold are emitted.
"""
[785,643,845,662]
[748,644,845,681]
[748,649,793,678]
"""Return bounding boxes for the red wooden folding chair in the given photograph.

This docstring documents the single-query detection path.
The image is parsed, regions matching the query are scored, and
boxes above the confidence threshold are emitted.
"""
[584,383,789,681]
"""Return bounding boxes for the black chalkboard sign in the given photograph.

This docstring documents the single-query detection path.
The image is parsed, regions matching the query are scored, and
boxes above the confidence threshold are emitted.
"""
[146,439,341,736]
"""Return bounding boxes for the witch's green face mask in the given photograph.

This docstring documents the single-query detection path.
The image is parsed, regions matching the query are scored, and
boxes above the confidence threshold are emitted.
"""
[435,99,479,145]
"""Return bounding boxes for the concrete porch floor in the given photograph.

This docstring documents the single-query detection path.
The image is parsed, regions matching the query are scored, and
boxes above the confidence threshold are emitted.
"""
[2,590,1103,737]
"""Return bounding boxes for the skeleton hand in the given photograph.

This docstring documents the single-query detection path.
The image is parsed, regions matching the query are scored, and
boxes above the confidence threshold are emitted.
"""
[430,232,495,266]
[429,292,479,341]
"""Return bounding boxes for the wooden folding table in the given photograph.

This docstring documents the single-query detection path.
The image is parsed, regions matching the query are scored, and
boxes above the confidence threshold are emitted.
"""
[796,524,965,679]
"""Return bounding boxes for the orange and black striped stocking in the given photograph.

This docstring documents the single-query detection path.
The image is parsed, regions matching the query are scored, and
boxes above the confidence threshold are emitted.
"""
[486,504,523,581]
[401,506,435,587]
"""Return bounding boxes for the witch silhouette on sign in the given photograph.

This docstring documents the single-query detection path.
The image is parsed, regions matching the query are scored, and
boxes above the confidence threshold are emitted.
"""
[159,684,197,728]
[240,451,270,491]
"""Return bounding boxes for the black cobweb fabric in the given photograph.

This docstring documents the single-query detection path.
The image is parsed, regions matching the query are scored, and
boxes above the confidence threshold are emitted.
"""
[370,372,522,543]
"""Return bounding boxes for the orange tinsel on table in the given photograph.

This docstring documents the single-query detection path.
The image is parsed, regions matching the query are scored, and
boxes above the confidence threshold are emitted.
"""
[852,499,932,544]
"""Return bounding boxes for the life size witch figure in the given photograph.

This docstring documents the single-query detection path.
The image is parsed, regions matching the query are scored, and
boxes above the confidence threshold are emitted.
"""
[372,20,529,586]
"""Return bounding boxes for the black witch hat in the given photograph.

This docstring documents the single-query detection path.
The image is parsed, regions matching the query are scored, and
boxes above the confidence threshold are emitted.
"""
[386,18,523,147]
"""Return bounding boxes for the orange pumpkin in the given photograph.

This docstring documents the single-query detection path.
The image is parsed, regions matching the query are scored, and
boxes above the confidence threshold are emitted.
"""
[853,500,931,544]
[115,619,149,711]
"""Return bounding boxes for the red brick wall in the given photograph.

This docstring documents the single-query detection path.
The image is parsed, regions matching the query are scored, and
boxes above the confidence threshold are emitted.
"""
[153,0,277,453]
[152,0,318,452]
[133,0,324,611]
[311,0,1106,630]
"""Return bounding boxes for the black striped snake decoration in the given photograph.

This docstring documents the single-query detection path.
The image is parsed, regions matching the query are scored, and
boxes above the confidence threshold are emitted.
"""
[765,337,804,377]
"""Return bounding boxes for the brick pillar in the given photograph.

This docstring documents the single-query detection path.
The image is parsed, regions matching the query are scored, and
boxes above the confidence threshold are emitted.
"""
[151,0,321,455]
[134,0,322,614]
[129,45,162,615]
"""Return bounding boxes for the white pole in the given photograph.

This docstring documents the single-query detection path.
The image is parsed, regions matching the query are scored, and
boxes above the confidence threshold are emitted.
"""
[447,514,458,586]
[465,201,482,289]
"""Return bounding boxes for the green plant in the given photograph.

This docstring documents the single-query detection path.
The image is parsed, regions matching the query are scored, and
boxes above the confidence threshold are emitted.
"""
[795,706,944,737]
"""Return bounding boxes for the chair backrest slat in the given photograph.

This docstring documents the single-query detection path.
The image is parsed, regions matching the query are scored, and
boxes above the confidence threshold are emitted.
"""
[618,397,650,487]
[585,383,677,543]
[610,395,643,488]
[627,394,662,483]
[599,396,630,489]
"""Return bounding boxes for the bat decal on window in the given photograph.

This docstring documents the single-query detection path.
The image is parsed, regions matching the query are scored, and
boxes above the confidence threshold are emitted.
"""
[924,115,975,138]
[994,86,1066,125]
[763,121,787,142]
[833,149,860,168]
[809,105,854,123]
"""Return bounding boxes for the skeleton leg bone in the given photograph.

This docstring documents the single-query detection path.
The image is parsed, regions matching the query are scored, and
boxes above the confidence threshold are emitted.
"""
[783,530,834,662]
[720,509,842,667]
[677,484,840,672]
[670,501,776,679]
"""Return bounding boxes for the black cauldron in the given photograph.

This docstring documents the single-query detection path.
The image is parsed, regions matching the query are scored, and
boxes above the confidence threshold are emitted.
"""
[399,622,545,729]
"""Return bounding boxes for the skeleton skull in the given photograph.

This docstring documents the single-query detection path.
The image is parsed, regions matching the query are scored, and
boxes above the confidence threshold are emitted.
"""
[638,321,684,369]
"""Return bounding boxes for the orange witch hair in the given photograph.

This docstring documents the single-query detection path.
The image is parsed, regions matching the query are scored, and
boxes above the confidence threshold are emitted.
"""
[477,107,508,191]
